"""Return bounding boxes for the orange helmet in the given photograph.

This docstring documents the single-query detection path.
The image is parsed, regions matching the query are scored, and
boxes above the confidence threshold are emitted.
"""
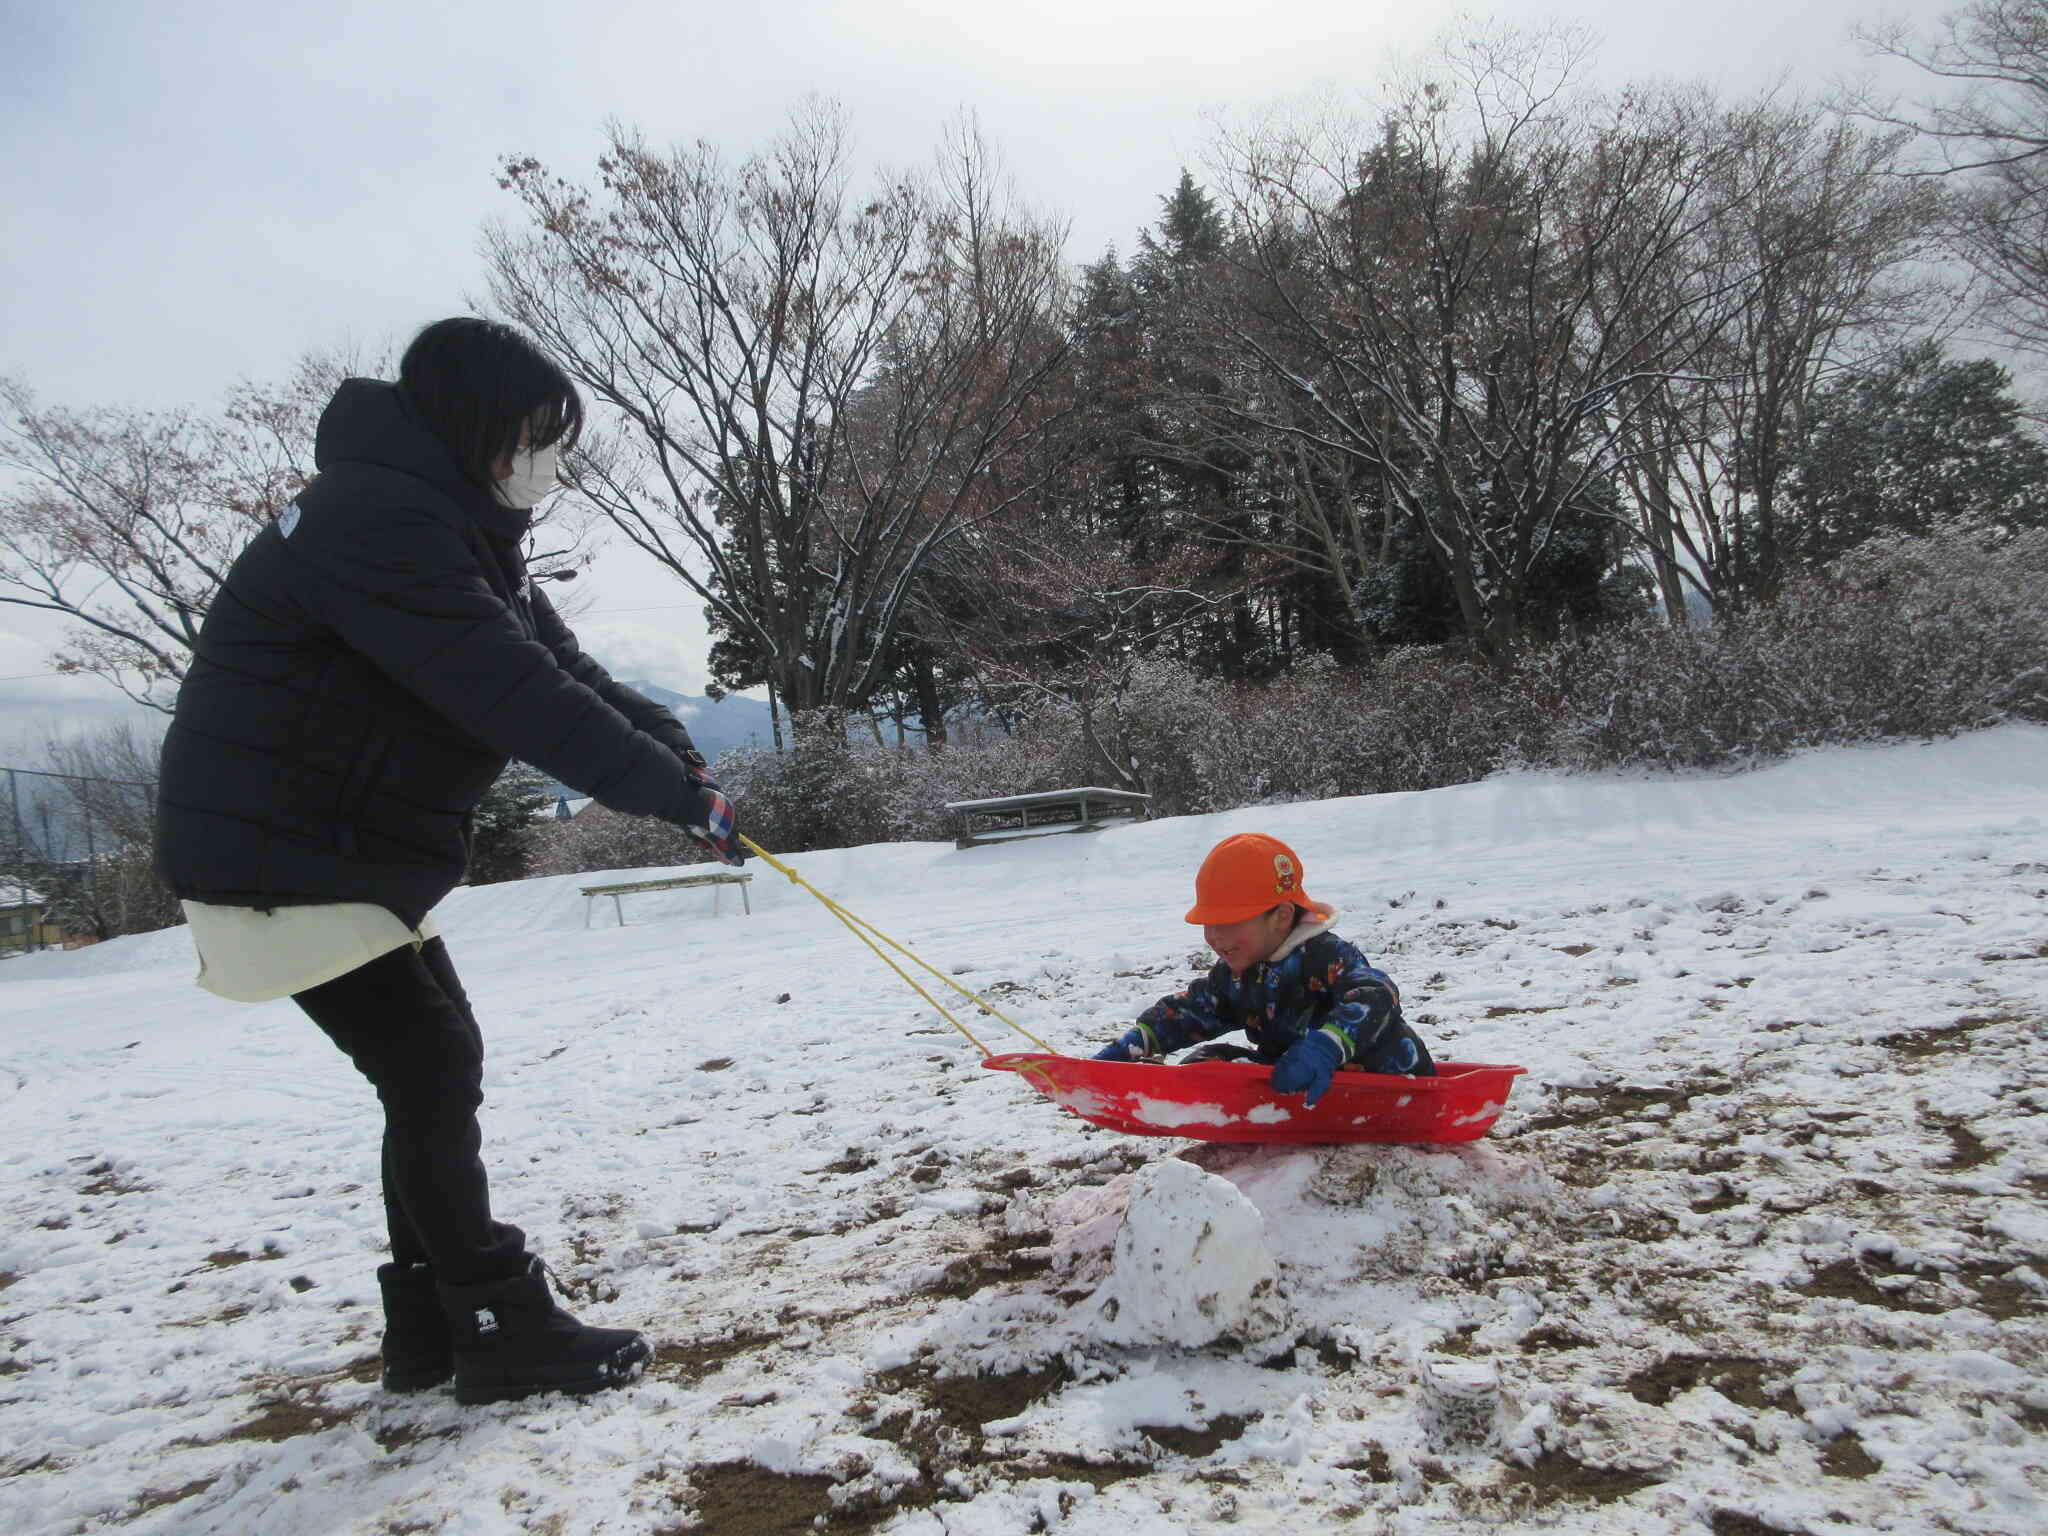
[1184,833,1314,925]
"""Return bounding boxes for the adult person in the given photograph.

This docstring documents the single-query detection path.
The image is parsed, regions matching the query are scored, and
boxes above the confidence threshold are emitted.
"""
[155,317,739,1406]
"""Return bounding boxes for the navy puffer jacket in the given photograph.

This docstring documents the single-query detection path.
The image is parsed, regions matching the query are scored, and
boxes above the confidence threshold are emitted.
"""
[155,379,710,929]
[1132,920,1434,1076]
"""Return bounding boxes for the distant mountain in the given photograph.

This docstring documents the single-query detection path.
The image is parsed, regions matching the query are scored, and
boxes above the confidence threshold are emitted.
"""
[620,680,775,763]
[531,682,774,809]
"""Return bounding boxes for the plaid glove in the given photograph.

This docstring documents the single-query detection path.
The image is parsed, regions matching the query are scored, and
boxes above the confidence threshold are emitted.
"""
[682,757,744,867]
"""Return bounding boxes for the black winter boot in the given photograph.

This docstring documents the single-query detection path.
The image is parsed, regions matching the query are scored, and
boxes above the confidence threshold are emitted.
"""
[438,1256,651,1406]
[376,1261,454,1392]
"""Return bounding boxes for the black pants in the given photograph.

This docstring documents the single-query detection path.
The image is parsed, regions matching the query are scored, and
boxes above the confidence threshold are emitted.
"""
[294,937,526,1285]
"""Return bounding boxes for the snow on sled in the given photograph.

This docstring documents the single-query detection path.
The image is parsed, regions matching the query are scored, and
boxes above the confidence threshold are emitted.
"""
[983,1052,1527,1145]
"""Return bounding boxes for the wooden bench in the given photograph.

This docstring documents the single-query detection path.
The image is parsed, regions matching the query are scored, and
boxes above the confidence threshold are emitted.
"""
[580,870,753,928]
[944,786,1152,849]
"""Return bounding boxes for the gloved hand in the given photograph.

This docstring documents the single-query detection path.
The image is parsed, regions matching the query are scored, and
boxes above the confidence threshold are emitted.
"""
[683,759,744,867]
[1270,1030,1345,1107]
[1094,1027,1152,1062]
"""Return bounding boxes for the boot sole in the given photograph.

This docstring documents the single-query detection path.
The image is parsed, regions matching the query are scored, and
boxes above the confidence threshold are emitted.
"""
[453,1341,650,1406]
[382,1362,455,1393]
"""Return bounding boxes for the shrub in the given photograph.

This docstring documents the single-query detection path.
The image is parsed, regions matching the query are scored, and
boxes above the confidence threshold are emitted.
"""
[534,531,2048,862]
[1523,529,2048,772]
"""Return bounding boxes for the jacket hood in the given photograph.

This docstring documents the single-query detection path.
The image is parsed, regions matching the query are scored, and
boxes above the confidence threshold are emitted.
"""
[313,379,531,539]
[1271,902,1338,963]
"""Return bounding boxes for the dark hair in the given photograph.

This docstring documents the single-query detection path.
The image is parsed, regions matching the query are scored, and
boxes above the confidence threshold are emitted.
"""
[397,317,583,489]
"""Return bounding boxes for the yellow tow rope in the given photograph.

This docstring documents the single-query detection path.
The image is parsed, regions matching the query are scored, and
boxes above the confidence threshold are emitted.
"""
[738,834,1056,1059]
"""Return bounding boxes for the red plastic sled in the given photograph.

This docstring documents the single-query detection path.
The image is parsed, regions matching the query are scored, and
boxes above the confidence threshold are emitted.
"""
[983,1052,1527,1145]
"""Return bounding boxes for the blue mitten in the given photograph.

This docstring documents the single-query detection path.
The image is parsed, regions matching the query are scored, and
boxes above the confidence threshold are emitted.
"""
[1094,1027,1152,1062]
[1270,1030,1345,1107]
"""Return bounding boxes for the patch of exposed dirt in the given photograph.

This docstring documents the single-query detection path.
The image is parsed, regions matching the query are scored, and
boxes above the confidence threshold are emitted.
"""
[698,1058,735,1072]
[1517,1077,1732,1133]
[1877,1012,2016,1059]
[1588,1209,1681,1244]
[1137,1414,1249,1458]
[1924,1113,1996,1171]
[1710,1514,1792,1536]
[1011,1453,1149,1490]
[132,1476,216,1517]
[372,1418,461,1454]
[651,1330,778,1383]
[197,1393,363,1445]
[1856,1252,2044,1321]
[0,1273,15,1292]
[790,1360,1088,1531]
[879,1360,1071,1441]
[1625,1353,1793,1413]
[670,1461,842,1534]
[1953,1264,2044,1321]
[1498,1449,1661,1507]
[1301,1332,1359,1373]
[81,1161,151,1197]
[1819,1432,1881,1479]
[1519,1326,1595,1353]
[1432,1323,1483,1355]
[811,1150,877,1176]
[1797,1258,1942,1314]
[204,1247,281,1270]
[913,1235,1054,1301]
[1335,1444,1396,1482]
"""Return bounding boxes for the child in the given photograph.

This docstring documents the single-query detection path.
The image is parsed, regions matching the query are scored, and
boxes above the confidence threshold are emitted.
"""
[1093,833,1433,1105]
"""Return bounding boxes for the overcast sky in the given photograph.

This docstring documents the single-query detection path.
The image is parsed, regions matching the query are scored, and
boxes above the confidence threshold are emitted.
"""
[0,0,1951,755]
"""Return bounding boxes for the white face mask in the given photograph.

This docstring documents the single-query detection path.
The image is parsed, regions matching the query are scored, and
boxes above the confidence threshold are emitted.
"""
[493,441,560,509]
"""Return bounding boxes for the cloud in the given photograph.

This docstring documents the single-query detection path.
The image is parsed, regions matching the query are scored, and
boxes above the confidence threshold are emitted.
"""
[0,618,164,766]
[569,617,713,697]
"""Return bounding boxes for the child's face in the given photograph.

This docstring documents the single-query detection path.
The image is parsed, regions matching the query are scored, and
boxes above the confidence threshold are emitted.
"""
[1203,904,1296,976]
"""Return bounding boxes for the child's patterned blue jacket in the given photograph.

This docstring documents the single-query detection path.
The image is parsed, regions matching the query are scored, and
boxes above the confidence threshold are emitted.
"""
[1132,907,1434,1075]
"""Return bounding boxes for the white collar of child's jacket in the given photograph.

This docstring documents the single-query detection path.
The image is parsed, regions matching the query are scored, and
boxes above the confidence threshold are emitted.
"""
[1268,903,1338,966]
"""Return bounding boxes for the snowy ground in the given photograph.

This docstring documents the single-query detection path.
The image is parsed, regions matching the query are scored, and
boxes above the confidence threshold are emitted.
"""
[2,726,2045,1536]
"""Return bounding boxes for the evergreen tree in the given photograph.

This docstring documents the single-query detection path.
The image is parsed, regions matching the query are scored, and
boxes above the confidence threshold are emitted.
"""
[1783,340,2048,568]
[1132,169,1227,291]
[467,763,553,885]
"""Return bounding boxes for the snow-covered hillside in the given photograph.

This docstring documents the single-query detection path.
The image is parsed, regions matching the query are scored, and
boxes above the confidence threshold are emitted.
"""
[2,728,2045,1535]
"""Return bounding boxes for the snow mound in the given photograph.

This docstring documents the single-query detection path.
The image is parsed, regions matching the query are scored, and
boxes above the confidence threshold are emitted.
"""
[1087,1158,1286,1348]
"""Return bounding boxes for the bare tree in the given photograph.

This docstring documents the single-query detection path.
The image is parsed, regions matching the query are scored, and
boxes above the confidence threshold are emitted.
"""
[33,720,178,939]
[1202,24,1749,657]
[0,345,597,709]
[0,348,371,709]
[0,380,245,709]
[485,102,1073,735]
[1608,97,1941,613]
[1855,1,2048,360]
[907,493,1231,791]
